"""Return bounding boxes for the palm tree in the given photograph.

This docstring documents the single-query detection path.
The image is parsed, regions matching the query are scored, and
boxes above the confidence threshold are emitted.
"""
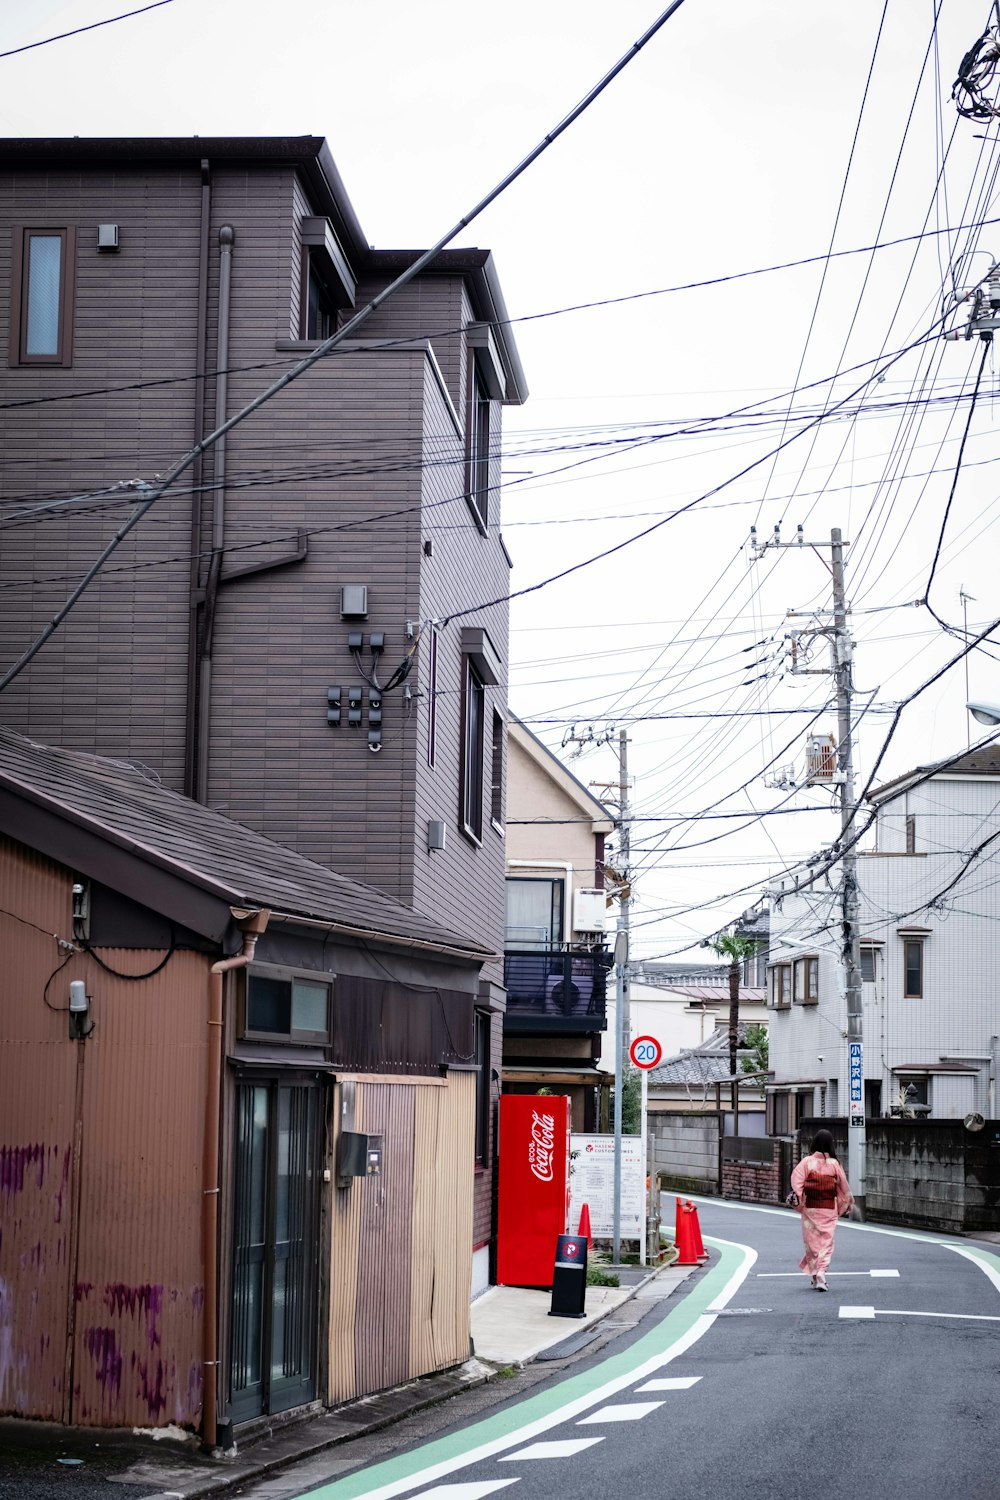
[709,932,761,1116]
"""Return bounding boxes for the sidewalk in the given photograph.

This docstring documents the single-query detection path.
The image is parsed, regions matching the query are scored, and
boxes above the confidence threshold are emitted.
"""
[0,1257,699,1499]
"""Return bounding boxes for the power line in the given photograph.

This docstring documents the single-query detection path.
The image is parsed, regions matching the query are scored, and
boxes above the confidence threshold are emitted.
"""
[0,0,691,695]
[0,1,175,60]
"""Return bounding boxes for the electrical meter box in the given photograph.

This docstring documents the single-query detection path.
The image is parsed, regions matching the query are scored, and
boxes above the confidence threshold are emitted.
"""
[337,1131,384,1187]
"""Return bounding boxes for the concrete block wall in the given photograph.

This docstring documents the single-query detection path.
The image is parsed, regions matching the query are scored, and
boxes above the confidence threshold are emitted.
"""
[651,1111,721,1194]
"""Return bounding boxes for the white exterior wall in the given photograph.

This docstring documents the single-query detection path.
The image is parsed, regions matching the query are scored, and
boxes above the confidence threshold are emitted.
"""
[767,772,1000,1119]
[600,985,769,1073]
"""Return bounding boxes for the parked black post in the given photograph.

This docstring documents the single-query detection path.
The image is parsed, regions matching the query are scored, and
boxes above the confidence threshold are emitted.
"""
[549,1234,588,1318]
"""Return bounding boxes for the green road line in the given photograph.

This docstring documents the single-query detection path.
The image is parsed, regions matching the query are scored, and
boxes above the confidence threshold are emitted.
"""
[307,1235,753,1500]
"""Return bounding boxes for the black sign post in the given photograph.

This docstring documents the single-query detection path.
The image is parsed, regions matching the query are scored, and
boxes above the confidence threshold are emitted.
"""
[549,1233,588,1318]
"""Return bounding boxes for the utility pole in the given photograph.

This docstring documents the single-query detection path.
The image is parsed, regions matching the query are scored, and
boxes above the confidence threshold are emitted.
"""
[830,529,865,1214]
[756,523,865,1211]
[612,728,631,1265]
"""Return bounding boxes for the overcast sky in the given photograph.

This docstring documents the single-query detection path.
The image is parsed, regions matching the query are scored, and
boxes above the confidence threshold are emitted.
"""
[3,0,1000,960]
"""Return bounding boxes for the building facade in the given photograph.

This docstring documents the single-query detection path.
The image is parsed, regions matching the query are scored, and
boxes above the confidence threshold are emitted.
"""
[0,136,528,1298]
[766,748,1000,1129]
[501,721,613,1130]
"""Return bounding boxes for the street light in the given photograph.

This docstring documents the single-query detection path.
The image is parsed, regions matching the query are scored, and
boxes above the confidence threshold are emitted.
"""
[968,700,1000,726]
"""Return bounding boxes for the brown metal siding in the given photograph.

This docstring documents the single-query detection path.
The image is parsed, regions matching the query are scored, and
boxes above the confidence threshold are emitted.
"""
[326,1072,473,1404]
[409,1071,474,1376]
[0,837,207,1427]
[71,946,207,1428]
[0,838,77,1419]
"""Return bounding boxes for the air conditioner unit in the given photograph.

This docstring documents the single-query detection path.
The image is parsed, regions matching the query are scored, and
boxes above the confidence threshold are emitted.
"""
[805,734,838,785]
[573,888,607,935]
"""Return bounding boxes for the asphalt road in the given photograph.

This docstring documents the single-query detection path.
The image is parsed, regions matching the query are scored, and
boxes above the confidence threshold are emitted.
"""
[239,1198,1000,1500]
[7,1201,1000,1500]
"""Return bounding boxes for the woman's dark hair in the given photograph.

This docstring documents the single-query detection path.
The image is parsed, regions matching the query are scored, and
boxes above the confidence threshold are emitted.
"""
[811,1128,837,1157]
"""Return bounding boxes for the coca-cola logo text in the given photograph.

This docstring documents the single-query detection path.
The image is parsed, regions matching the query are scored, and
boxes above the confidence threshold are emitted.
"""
[528,1110,556,1182]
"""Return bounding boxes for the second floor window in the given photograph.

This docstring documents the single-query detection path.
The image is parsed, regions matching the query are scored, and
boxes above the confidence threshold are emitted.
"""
[769,963,791,1008]
[467,365,492,529]
[13,227,75,365]
[506,877,564,949]
[303,250,336,340]
[461,659,485,840]
[793,956,818,1005]
[244,971,331,1044]
[903,938,924,998]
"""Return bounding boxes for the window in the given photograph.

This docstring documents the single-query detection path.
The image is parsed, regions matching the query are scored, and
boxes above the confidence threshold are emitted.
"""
[460,658,486,840]
[793,956,818,1005]
[505,877,564,949]
[302,250,336,340]
[490,709,504,831]
[467,364,492,529]
[244,971,331,1043]
[905,814,916,854]
[903,938,924,998]
[11,227,76,365]
[474,1010,491,1165]
[769,963,791,1009]
[860,946,877,983]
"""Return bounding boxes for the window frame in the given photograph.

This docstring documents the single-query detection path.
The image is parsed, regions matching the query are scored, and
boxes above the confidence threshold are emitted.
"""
[10,226,76,367]
[505,875,565,949]
[459,656,486,842]
[426,630,439,770]
[465,361,492,532]
[860,945,878,984]
[299,247,337,341]
[902,937,924,999]
[489,708,504,833]
[792,955,819,1006]
[241,965,333,1045]
[769,962,791,1009]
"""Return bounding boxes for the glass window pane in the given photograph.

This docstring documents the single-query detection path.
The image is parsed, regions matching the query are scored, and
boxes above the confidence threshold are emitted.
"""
[861,948,876,983]
[26,235,62,356]
[247,975,291,1033]
[291,980,328,1034]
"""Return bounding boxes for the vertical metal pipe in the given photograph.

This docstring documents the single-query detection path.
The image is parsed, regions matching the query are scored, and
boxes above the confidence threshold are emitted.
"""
[184,160,212,798]
[195,226,235,805]
[203,908,268,1451]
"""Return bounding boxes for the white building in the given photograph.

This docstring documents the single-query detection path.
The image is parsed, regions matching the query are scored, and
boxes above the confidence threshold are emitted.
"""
[766,747,1000,1131]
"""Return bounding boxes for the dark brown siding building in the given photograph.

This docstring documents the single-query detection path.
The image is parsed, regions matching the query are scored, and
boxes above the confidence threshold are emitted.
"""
[0,138,526,1307]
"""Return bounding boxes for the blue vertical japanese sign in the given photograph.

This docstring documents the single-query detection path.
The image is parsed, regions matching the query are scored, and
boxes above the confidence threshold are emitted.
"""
[849,1040,864,1125]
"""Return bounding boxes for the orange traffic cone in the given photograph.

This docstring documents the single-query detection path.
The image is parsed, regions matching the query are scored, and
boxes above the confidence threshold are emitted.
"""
[674,1196,698,1266]
[686,1199,709,1261]
[577,1202,593,1249]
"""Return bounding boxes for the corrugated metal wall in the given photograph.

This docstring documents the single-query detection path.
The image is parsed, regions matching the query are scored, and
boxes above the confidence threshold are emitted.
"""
[327,1072,474,1404]
[0,838,207,1427]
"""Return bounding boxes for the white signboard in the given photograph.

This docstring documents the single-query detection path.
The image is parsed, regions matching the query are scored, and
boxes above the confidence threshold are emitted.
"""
[569,1133,644,1239]
[849,1040,864,1126]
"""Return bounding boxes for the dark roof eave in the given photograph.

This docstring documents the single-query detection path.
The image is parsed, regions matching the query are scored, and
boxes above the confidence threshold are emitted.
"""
[367,249,528,405]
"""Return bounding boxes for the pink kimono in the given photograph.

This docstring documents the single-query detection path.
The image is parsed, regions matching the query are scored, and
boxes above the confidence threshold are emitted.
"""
[790,1151,853,1280]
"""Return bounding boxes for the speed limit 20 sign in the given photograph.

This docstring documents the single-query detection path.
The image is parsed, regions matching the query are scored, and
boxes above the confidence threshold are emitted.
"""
[629,1034,662,1070]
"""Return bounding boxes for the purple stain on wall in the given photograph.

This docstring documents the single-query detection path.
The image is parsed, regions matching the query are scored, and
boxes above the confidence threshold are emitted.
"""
[75,1282,94,1302]
[0,1143,46,1197]
[103,1283,164,1347]
[134,1355,169,1421]
[83,1327,123,1407]
[190,1286,205,1313]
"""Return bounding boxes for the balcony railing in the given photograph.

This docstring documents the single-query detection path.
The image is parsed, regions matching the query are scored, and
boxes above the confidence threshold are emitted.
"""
[503,949,610,1032]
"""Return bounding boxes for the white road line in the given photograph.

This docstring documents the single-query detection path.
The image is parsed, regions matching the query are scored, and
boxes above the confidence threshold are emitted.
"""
[414,1485,519,1499]
[756,1270,900,1279]
[635,1377,702,1391]
[840,1304,1000,1324]
[499,1440,604,1462]
[577,1402,664,1424]
[947,1243,1000,1299]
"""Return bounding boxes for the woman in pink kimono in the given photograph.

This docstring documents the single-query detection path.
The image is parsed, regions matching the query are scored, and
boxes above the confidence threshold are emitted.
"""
[790,1129,854,1291]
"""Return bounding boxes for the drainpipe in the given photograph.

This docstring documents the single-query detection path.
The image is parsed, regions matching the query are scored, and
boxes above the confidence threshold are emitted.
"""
[184,159,212,798]
[195,225,235,805]
[202,906,269,1451]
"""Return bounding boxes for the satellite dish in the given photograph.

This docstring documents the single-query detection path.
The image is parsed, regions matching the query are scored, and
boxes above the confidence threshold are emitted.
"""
[964,1112,986,1132]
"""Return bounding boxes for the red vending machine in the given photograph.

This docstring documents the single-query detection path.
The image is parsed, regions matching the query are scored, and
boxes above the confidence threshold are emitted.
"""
[496,1094,571,1287]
